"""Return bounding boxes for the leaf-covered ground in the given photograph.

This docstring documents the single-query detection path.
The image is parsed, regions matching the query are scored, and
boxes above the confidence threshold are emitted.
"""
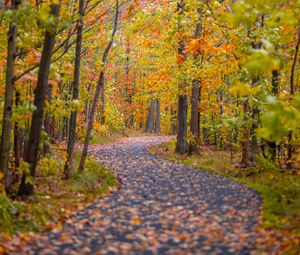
[5,136,279,254]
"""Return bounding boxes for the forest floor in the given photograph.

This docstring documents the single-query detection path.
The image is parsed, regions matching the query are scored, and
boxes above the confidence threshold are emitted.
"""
[2,136,284,254]
[151,139,300,254]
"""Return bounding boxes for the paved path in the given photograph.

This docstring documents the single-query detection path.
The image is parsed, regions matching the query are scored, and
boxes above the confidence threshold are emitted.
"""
[9,136,268,254]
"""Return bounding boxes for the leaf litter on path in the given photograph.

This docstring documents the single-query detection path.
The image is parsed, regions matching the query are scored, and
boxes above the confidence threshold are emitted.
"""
[5,136,281,254]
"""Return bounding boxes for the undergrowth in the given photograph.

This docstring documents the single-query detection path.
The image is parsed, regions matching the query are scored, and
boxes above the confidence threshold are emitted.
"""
[0,148,117,235]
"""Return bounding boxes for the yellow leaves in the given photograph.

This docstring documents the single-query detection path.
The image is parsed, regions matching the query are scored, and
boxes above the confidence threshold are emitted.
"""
[93,123,109,135]
[142,37,156,48]
[39,4,51,22]
[229,82,262,97]
[51,0,60,4]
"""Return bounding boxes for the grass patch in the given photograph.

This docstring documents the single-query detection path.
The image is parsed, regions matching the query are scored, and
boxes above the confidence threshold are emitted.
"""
[0,148,117,237]
[87,128,148,145]
[88,129,124,145]
[150,139,300,254]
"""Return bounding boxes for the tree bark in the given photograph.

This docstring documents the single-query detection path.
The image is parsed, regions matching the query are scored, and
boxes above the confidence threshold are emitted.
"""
[78,0,119,173]
[43,83,52,155]
[78,72,104,173]
[64,0,85,179]
[14,90,21,169]
[0,0,21,192]
[19,3,60,196]
[249,42,261,162]
[175,0,188,154]
[249,106,259,162]
[268,70,279,162]
[155,99,160,134]
[176,94,188,153]
[145,99,155,133]
[189,2,202,154]
[124,40,134,127]
[170,108,177,135]
[287,28,300,169]
[290,27,300,96]
[240,100,250,167]
[100,79,105,125]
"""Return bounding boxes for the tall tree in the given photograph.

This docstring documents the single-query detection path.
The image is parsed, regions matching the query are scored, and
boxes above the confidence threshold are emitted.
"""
[145,98,155,133]
[175,0,188,154]
[287,27,300,169]
[268,69,279,161]
[64,0,85,179]
[0,0,21,192]
[189,1,202,154]
[155,98,160,134]
[18,2,60,196]
[78,0,119,173]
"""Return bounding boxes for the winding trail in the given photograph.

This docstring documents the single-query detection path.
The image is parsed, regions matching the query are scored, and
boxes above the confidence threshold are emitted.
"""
[9,136,268,254]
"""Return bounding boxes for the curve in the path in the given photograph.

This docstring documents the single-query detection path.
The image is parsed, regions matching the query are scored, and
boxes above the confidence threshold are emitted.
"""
[9,136,266,255]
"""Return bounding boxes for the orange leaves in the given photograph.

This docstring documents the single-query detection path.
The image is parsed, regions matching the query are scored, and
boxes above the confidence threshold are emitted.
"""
[177,54,186,65]
[130,218,142,225]
[142,37,157,48]
[0,245,5,255]
[185,37,235,56]
[223,43,235,54]
[24,48,41,66]
[185,38,203,55]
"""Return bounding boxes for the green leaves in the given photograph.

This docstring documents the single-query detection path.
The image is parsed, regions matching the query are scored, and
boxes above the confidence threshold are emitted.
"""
[257,94,300,142]
[244,49,280,77]
[231,1,260,28]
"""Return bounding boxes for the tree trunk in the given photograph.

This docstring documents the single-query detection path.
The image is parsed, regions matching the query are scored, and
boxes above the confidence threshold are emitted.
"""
[78,0,119,173]
[64,0,85,179]
[189,79,200,154]
[84,83,92,127]
[249,42,261,162]
[145,99,155,133]
[78,72,104,173]
[240,100,250,167]
[249,107,259,162]
[19,3,60,196]
[176,95,188,153]
[268,70,279,162]
[287,27,300,169]
[0,0,21,192]
[14,91,21,169]
[155,99,160,134]
[203,127,209,145]
[100,80,105,125]
[170,108,177,135]
[43,83,52,155]
[189,2,202,154]
[175,0,188,154]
